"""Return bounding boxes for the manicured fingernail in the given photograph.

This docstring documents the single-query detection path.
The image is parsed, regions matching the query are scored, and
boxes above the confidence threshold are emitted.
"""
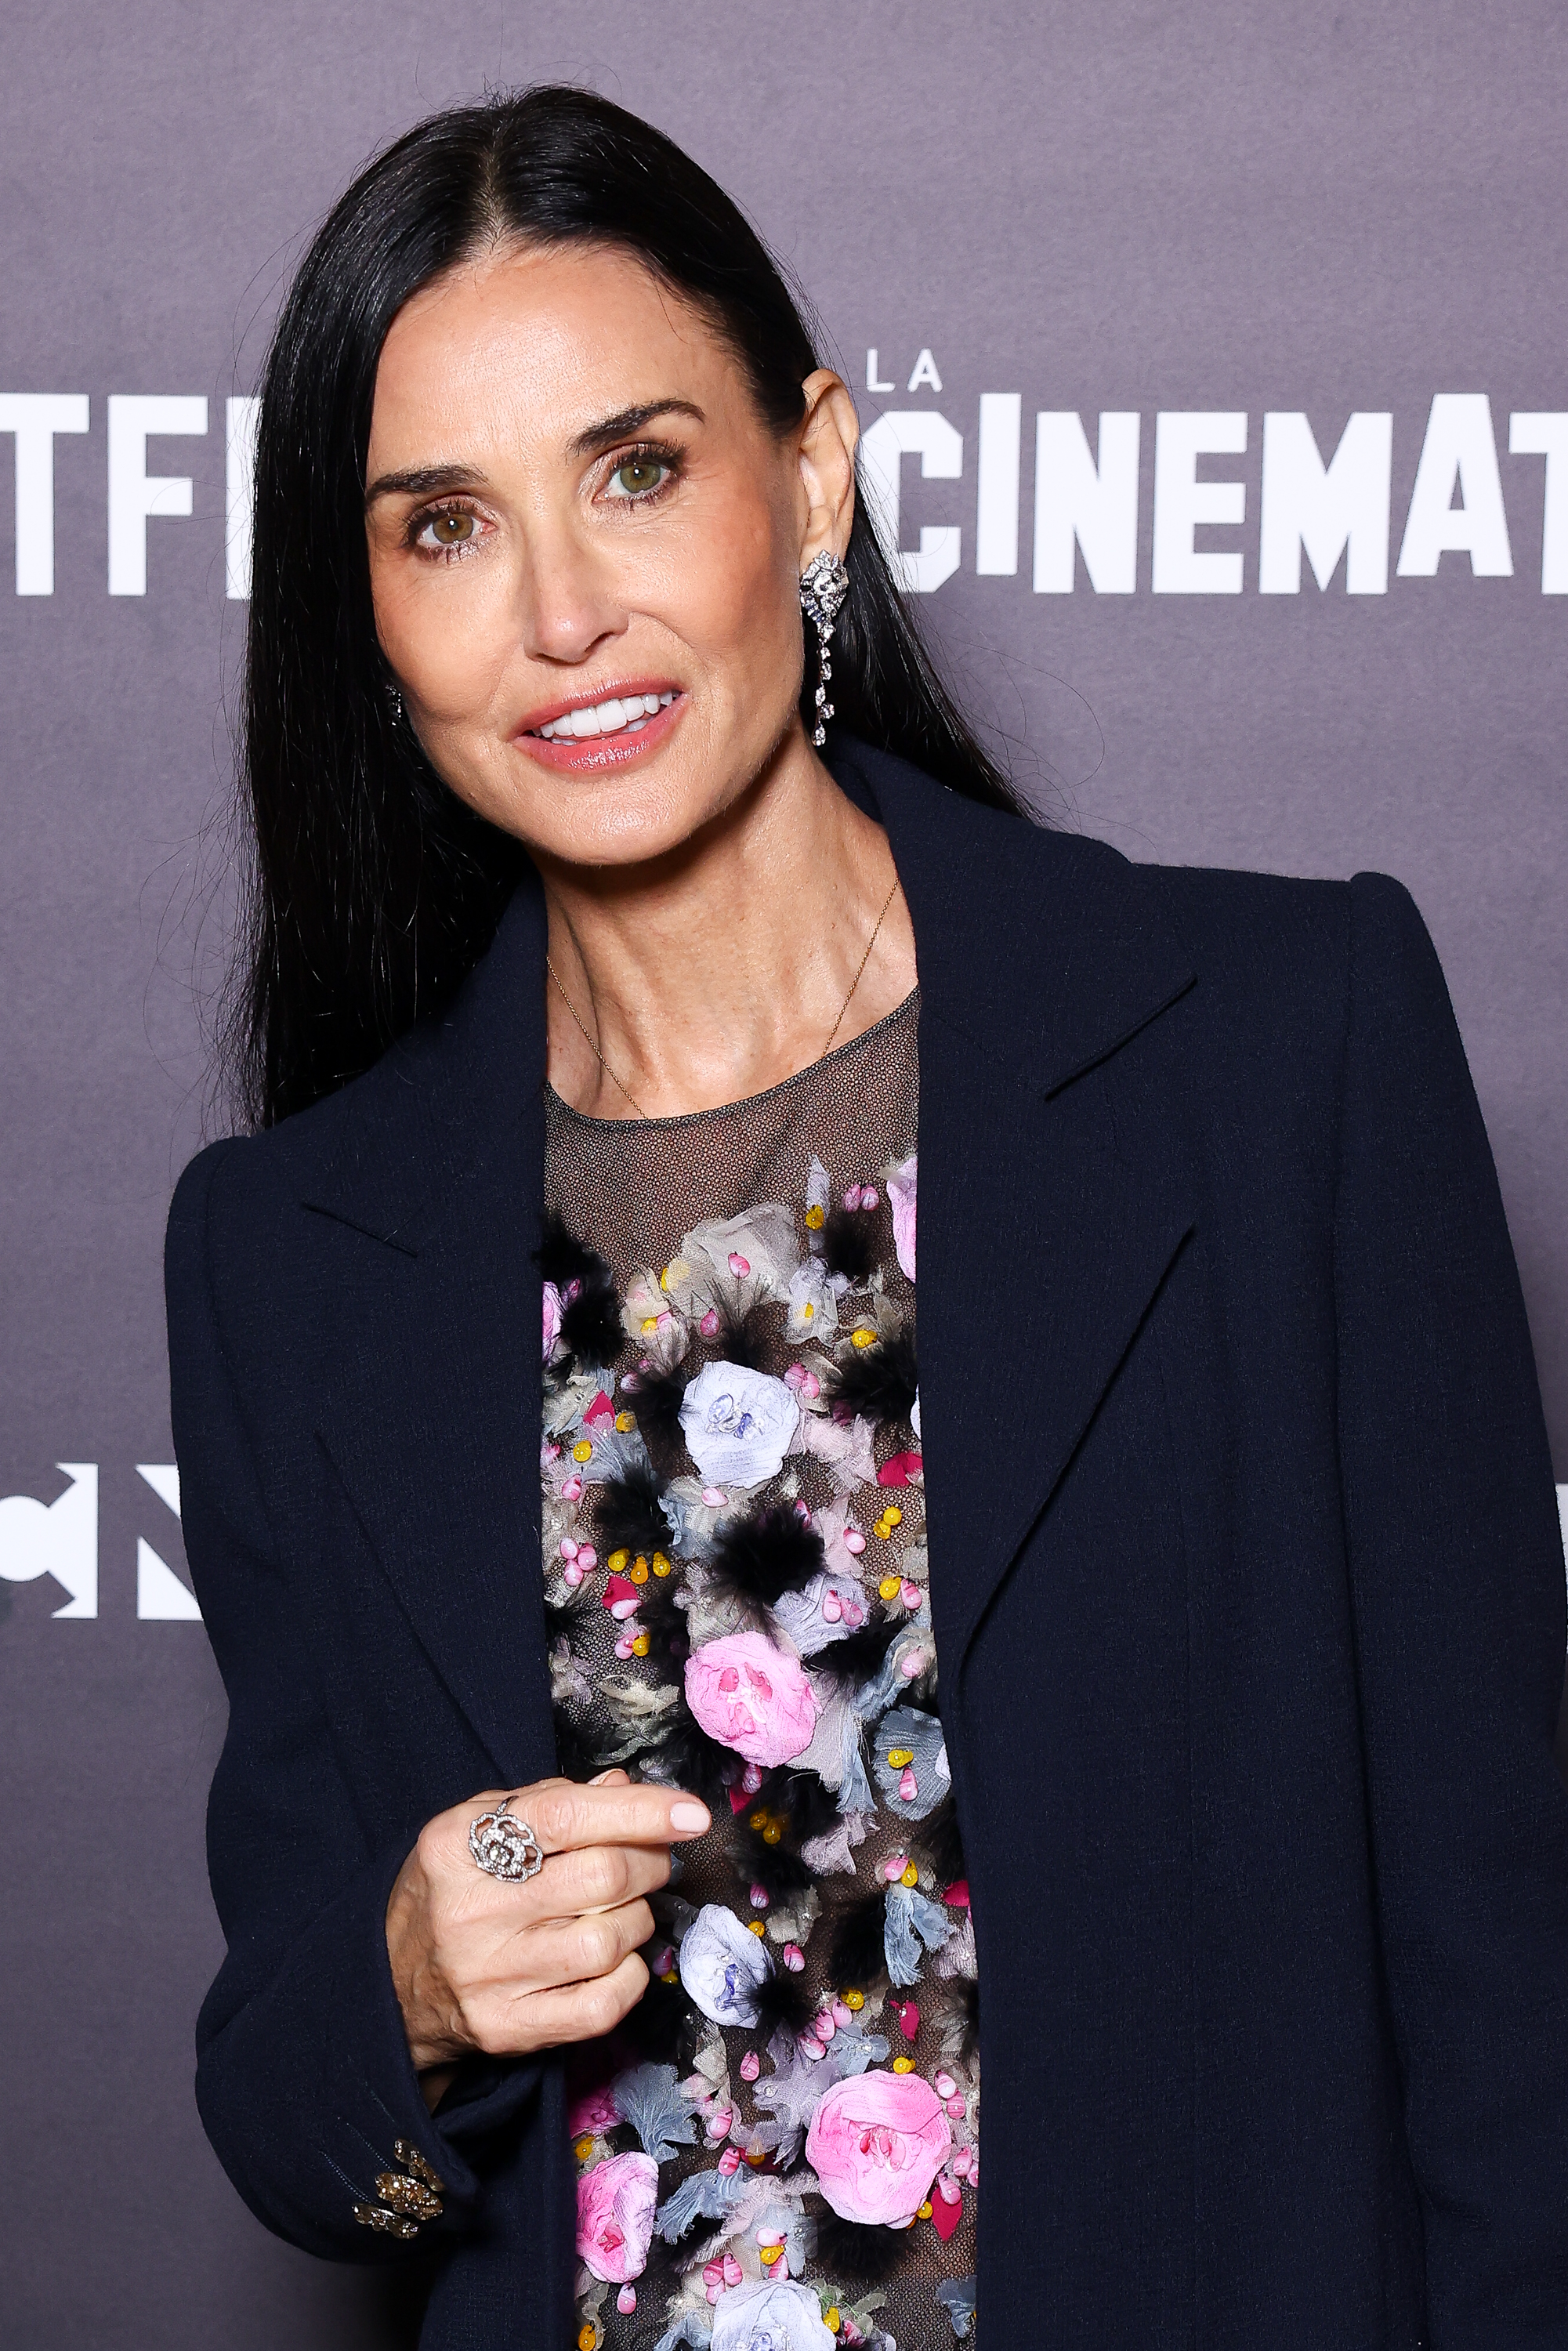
[669,1800,711,1834]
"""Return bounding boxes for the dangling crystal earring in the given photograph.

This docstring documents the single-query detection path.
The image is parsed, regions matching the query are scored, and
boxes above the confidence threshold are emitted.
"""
[799,549,849,748]
[390,687,404,725]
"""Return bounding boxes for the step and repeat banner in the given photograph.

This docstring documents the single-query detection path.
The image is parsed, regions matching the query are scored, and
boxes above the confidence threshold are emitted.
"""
[3,4,1565,2345]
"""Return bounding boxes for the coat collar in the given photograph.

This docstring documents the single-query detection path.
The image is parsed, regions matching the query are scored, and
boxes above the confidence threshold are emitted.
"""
[304,743,1197,1772]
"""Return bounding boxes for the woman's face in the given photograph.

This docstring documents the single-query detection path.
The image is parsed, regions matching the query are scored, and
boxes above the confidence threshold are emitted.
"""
[364,241,857,871]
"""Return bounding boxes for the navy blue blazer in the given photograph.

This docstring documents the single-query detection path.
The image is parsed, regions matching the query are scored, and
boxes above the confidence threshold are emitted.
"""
[165,741,1568,2350]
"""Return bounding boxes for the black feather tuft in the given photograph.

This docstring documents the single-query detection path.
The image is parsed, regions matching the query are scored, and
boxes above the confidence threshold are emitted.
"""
[820,1203,878,1285]
[705,1302,772,1371]
[752,1960,814,2041]
[732,1825,816,1902]
[827,1887,889,1996]
[824,1321,918,1428]
[637,1714,741,1811]
[918,1793,967,1890]
[535,1212,607,1294]
[621,1364,690,1474]
[596,1462,673,1560]
[707,1504,825,1613]
[559,1284,624,1372]
[813,1612,901,1695]
[812,2210,907,2284]
[780,1771,844,1849]
[621,1971,694,2068]
[537,1215,623,1370]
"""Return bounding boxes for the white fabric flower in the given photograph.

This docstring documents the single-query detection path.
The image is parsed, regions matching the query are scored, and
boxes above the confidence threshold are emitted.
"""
[710,2277,837,2351]
[668,1206,800,1310]
[785,1259,838,1341]
[679,1360,802,1487]
[678,1902,773,2029]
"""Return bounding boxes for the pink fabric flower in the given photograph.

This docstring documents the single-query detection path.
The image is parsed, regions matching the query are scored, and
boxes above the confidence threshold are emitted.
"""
[886,1153,917,1283]
[542,1281,563,1360]
[567,2082,621,2138]
[576,2150,658,2283]
[684,1630,817,1766]
[804,2067,951,2226]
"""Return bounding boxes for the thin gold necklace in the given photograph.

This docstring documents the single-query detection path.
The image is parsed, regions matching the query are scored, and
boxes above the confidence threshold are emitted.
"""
[546,871,902,1121]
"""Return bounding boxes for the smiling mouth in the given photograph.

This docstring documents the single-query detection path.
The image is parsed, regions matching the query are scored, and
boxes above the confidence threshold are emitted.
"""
[527,690,676,743]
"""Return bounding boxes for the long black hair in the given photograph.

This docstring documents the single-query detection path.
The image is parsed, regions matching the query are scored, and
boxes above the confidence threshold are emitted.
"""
[230,84,1019,1131]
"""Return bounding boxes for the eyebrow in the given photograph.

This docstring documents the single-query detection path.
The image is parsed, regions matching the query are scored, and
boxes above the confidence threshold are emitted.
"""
[364,462,487,507]
[565,397,705,459]
[364,401,708,509]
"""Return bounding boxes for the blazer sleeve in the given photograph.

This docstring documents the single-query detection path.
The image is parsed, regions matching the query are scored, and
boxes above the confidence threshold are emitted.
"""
[1334,872,1568,2345]
[166,1139,538,2262]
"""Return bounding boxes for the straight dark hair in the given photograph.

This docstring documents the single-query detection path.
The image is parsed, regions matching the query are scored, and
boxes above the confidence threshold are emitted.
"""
[230,83,1019,1131]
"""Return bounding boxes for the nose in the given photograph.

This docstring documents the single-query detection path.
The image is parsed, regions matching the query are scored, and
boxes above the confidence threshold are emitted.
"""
[516,515,627,667]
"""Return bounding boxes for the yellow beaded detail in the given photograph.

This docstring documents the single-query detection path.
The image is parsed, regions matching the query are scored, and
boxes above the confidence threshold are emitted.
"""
[759,2245,784,2267]
[917,2200,933,2221]
[571,1439,592,1463]
[851,1326,877,1349]
[573,2135,595,2161]
[578,2326,597,2349]
[882,1505,903,1528]
[893,2056,916,2074]
[878,1574,902,1601]
[885,1748,914,1768]
[631,1632,650,1658]
[804,1204,825,1231]
[900,1860,919,1888]
[651,1551,672,1575]
[614,1409,636,1433]
[747,1919,766,1936]
[641,1316,660,1335]
[842,1988,864,2011]
[825,2310,842,2335]
[628,1558,650,1584]
[607,1549,630,1573]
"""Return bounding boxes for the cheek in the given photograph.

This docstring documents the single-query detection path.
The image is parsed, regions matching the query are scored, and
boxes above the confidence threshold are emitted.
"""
[372,560,517,723]
[665,498,798,691]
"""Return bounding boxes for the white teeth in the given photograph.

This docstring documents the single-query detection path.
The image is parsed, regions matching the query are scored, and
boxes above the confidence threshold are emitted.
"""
[539,690,678,740]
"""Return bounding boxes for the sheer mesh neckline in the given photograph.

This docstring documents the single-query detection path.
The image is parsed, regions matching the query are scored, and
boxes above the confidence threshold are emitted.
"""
[543,986,921,1132]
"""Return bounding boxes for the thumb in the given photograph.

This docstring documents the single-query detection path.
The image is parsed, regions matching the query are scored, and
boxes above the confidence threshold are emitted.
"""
[589,1767,631,1787]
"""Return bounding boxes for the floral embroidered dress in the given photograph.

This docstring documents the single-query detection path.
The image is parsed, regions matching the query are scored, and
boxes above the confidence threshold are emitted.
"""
[540,988,978,2351]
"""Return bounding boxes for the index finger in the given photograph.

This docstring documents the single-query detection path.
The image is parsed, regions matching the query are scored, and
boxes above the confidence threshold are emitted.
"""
[524,1779,711,1855]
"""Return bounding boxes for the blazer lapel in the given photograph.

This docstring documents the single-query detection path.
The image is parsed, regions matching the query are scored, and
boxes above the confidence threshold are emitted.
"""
[303,873,558,1791]
[831,744,1197,1675]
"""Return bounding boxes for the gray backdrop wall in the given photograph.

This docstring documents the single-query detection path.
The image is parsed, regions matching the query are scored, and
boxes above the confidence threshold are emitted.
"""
[3,4,1566,2343]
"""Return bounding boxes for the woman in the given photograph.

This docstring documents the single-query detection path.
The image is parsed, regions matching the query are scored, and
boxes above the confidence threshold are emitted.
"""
[166,84,1568,2351]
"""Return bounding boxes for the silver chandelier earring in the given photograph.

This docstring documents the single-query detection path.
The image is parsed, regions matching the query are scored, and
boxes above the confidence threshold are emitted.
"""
[389,686,404,725]
[799,549,849,748]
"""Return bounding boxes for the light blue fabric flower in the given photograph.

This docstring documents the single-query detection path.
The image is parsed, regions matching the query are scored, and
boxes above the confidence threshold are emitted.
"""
[611,2061,701,2163]
[885,1882,954,1986]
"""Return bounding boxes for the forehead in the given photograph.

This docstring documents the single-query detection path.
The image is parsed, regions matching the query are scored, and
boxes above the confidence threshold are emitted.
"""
[368,241,739,462]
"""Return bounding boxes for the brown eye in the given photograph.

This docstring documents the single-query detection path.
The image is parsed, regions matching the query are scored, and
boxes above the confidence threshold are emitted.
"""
[429,510,476,545]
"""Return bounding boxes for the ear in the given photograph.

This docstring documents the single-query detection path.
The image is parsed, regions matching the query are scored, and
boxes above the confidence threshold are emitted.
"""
[796,368,860,567]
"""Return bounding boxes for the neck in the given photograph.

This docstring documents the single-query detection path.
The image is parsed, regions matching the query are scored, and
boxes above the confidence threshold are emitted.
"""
[538,730,916,1119]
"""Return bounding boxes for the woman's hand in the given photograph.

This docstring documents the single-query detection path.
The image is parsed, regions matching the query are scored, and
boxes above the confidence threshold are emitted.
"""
[386,1770,710,2085]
